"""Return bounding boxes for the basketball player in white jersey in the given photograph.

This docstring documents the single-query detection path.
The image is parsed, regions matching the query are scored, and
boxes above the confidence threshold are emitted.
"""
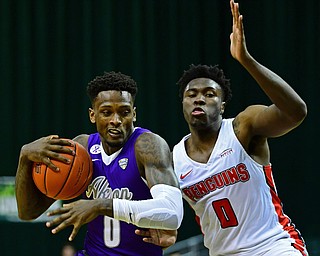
[138,0,309,255]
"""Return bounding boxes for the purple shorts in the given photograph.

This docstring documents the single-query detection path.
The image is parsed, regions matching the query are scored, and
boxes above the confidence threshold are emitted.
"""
[75,250,89,256]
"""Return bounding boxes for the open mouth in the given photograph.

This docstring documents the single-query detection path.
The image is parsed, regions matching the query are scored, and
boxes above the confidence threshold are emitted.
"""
[108,128,122,137]
[192,107,205,116]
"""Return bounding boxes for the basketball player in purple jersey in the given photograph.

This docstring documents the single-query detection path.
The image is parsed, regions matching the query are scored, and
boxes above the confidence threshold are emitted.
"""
[138,0,309,255]
[15,71,183,255]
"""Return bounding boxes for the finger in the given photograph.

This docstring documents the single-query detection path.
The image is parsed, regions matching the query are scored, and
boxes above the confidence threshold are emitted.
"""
[47,135,72,146]
[49,144,75,157]
[234,3,239,27]
[230,0,233,16]
[45,157,61,172]
[46,148,75,169]
[46,214,68,228]
[46,212,73,234]
[230,0,236,24]
[47,136,73,150]
[49,219,70,235]
[142,237,155,244]
[135,229,150,236]
[47,206,69,217]
[239,15,244,33]
[68,225,80,241]
[47,135,60,141]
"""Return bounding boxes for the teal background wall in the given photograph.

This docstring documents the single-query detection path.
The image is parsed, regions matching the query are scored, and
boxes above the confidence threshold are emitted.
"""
[0,0,319,255]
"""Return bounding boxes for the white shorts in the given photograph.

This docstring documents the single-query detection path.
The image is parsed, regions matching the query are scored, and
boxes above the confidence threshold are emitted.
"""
[263,239,308,256]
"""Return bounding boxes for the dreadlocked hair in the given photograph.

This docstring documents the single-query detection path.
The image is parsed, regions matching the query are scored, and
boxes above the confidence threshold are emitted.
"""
[87,71,138,103]
[177,64,232,103]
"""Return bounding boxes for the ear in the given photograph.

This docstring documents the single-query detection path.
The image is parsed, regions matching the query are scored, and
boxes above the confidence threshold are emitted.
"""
[133,107,137,122]
[89,108,96,123]
[220,102,226,115]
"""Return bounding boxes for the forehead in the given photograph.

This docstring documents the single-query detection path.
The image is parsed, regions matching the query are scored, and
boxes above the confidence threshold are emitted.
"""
[185,78,221,91]
[94,90,133,106]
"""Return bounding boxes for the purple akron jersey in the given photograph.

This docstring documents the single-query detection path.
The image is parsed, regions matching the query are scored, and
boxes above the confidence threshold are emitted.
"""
[80,127,162,256]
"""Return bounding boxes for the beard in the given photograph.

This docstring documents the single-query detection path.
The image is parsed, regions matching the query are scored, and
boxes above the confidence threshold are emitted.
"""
[188,113,222,131]
[106,139,125,148]
[190,118,208,128]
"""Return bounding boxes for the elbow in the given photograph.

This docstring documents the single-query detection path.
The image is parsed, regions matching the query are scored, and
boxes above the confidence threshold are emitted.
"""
[171,205,184,229]
[293,101,307,124]
[16,200,35,221]
[18,211,36,221]
[136,208,183,230]
[134,193,184,230]
[17,206,39,221]
[298,100,308,119]
[18,212,34,221]
[160,209,183,230]
[162,217,180,230]
[168,212,183,230]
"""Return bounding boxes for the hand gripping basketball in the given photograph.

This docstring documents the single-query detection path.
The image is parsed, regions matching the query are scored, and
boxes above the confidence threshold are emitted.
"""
[32,141,93,200]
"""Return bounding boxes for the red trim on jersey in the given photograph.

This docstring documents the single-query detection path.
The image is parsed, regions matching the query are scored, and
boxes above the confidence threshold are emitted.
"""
[190,203,205,236]
[195,215,202,231]
[263,165,307,256]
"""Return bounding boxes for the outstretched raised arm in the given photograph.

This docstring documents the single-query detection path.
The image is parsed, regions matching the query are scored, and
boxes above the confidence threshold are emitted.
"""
[230,0,307,139]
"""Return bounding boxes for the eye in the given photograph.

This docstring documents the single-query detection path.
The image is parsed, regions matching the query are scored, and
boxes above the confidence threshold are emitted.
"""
[186,92,196,98]
[122,110,131,116]
[205,92,215,97]
[102,110,111,116]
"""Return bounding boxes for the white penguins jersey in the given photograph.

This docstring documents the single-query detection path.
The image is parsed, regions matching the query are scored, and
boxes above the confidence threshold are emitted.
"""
[173,118,308,256]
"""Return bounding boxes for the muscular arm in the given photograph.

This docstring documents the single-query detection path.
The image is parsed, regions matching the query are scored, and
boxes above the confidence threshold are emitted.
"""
[230,0,307,140]
[15,135,75,220]
[135,132,179,188]
[72,134,89,150]
[112,132,183,229]
[15,149,55,220]
[46,132,183,241]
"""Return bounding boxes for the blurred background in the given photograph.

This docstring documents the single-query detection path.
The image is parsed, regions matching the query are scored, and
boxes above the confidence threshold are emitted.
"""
[0,0,319,255]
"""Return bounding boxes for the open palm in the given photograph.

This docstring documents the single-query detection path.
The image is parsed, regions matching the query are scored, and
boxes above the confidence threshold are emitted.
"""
[230,0,248,62]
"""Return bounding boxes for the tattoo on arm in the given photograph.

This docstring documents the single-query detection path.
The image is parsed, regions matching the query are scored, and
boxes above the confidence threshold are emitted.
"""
[135,133,178,188]
[233,117,241,137]
[73,134,89,149]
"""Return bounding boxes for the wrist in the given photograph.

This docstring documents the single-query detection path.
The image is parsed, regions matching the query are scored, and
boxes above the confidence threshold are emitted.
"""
[18,146,34,171]
[20,145,32,160]
[95,198,113,217]
[238,51,253,66]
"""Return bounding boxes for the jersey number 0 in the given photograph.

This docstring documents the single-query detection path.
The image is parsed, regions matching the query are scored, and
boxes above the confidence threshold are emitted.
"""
[104,216,121,247]
[212,198,238,228]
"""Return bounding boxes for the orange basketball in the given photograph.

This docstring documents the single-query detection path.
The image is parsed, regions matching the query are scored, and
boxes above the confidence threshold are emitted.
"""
[32,140,93,200]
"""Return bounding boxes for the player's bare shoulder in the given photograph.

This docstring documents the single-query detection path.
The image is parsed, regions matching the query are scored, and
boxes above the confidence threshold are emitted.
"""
[73,134,90,149]
[233,105,267,147]
[135,132,171,164]
[135,131,178,187]
[233,110,251,139]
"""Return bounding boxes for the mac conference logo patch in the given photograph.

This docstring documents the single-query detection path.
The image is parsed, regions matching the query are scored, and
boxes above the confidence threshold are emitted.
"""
[118,158,129,170]
[90,144,101,154]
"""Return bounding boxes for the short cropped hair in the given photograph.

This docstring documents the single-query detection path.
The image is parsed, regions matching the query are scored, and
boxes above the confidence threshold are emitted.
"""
[177,64,232,103]
[86,71,138,103]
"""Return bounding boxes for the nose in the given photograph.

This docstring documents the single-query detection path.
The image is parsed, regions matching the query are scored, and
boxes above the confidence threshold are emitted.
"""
[110,113,122,126]
[194,94,206,105]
